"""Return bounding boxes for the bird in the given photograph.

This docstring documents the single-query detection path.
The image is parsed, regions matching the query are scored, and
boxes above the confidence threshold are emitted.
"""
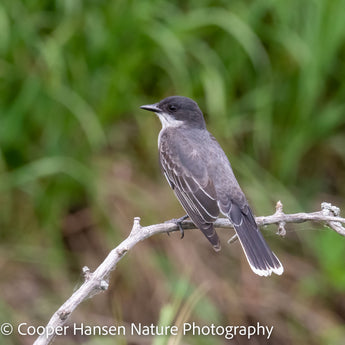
[140,96,283,276]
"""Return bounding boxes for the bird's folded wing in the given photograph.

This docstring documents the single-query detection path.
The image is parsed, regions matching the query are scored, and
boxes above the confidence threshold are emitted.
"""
[159,139,219,225]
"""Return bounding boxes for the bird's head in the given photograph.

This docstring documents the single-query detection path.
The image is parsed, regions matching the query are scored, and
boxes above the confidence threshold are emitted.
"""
[140,96,206,129]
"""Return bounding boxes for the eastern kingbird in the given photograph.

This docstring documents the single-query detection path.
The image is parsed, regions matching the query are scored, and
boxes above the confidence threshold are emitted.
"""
[140,96,283,276]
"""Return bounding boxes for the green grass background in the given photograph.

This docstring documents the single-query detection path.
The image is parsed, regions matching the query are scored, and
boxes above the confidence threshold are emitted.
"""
[1,0,345,344]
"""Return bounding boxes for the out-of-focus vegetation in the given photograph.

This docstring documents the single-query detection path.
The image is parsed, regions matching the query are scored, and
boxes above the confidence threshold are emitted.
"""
[1,0,345,344]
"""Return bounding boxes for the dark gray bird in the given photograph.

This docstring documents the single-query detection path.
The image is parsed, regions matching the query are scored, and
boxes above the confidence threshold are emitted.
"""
[140,96,283,276]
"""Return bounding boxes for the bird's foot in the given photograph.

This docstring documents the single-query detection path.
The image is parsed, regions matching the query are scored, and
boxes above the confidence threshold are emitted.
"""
[165,214,189,239]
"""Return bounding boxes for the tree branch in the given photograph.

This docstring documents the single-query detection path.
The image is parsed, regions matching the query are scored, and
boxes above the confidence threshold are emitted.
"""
[33,202,345,345]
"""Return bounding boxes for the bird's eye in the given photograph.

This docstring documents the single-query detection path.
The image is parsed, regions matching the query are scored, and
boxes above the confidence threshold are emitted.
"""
[168,104,177,112]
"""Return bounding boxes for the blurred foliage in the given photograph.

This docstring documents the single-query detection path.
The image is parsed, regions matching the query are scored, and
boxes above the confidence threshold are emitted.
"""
[1,0,345,344]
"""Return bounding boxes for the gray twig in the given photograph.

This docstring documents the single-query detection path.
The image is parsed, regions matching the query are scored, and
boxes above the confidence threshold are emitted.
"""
[33,202,345,345]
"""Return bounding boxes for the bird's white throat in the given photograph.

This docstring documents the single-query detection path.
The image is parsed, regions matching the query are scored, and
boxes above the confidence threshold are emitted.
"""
[156,111,184,129]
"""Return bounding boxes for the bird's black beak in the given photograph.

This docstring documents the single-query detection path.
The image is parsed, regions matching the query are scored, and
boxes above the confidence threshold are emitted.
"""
[140,103,161,113]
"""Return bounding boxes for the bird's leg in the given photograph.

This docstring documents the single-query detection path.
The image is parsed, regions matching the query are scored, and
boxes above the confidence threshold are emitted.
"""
[175,214,189,239]
[166,214,189,239]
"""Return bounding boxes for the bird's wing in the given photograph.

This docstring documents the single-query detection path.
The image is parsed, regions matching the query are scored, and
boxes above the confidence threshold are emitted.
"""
[159,132,220,250]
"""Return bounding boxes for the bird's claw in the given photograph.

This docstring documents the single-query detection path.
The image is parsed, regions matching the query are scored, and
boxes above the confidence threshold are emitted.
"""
[166,215,189,239]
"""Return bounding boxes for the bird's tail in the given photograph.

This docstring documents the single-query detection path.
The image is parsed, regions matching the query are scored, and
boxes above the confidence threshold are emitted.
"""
[233,216,283,276]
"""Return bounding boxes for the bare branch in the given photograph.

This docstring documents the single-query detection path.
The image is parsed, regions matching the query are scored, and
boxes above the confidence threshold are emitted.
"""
[33,202,345,345]
[228,201,345,244]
